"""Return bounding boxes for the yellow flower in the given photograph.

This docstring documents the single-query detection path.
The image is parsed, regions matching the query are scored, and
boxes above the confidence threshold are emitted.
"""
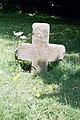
[13,74,20,80]
[33,87,37,91]
[35,93,40,97]
[17,84,21,87]
[10,67,14,71]
[49,86,53,91]
[13,76,17,80]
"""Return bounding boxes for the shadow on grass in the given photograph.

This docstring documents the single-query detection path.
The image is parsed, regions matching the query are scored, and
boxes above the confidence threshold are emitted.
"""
[57,69,80,108]
[33,54,80,109]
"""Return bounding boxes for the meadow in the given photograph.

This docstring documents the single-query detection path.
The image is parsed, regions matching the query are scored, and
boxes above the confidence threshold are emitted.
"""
[0,13,80,120]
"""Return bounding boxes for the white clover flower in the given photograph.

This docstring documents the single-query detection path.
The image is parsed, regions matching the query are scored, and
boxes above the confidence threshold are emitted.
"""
[13,31,23,37]
[20,35,27,39]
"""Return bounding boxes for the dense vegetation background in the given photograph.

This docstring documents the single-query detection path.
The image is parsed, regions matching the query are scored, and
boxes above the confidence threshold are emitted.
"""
[0,0,80,18]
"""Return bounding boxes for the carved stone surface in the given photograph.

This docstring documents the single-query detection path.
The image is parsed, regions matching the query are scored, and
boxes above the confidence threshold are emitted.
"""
[16,23,65,71]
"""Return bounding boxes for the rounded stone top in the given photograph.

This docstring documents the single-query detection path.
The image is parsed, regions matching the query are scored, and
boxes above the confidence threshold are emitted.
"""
[32,23,50,29]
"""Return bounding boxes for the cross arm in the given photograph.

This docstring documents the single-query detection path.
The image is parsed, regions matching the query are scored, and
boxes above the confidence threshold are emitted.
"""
[16,43,32,62]
[47,44,66,62]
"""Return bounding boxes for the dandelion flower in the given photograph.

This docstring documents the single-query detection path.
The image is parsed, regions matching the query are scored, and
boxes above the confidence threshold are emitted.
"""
[49,85,53,91]
[10,67,14,71]
[13,73,20,80]
[35,93,40,97]
[33,87,37,91]
[13,76,17,81]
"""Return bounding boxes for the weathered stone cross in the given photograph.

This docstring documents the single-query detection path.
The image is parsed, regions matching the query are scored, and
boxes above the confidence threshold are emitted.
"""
[16,23,65,71]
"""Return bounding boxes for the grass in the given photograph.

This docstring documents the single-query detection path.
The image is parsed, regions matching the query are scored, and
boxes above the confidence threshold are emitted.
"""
[0,13,80,120]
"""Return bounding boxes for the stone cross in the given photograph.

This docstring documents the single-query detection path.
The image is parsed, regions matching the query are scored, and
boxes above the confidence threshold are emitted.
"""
[16,23,65,71]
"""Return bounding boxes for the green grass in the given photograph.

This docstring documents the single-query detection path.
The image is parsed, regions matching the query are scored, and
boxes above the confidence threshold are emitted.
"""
[0,13,80,120]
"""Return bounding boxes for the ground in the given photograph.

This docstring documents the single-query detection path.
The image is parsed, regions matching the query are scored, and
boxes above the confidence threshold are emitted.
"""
[0,13,80,120]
